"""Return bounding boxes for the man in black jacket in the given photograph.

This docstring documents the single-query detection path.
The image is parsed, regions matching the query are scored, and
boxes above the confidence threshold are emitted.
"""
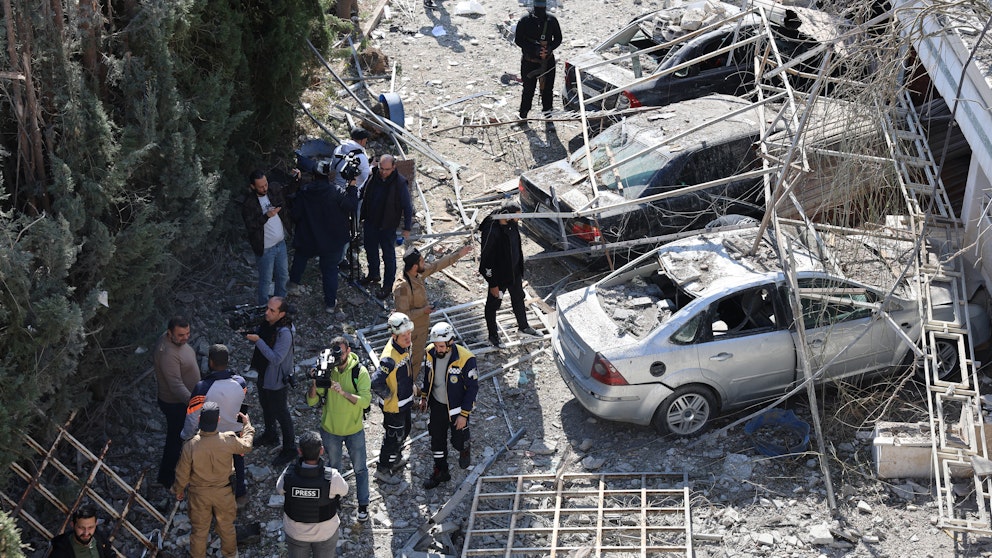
[241,169,297,305]
[358,154,414,299]
[288,161,359,315]
[49,504,112,558]
[479,199,540,348]
[514,0,562,121]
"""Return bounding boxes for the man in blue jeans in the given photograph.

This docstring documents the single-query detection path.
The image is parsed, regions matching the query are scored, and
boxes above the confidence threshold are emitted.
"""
[306,336,372,523]
[242,169,297,306]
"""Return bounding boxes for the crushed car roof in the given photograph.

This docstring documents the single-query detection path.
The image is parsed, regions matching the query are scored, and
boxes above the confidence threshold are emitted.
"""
[656,224,916,297]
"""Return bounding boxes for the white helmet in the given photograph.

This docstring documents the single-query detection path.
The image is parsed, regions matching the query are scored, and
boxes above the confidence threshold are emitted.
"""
[429,322,455,344]
[386,312,414,335]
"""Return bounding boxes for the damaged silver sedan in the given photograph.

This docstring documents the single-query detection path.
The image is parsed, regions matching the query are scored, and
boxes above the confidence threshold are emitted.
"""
[553,225,990,436]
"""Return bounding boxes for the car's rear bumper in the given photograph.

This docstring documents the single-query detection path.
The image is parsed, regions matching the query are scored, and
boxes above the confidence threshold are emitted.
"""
[552,326,661,426]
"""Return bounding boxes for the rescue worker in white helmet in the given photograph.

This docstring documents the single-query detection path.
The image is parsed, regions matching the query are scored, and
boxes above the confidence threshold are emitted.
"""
[371,312,417,482]
[418,322,479,489]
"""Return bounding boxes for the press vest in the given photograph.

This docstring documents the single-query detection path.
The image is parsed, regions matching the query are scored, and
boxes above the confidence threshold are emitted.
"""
[282,460,339,523]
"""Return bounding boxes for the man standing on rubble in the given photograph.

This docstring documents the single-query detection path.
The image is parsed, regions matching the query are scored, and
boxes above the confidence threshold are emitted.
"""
[371,313,417,483]
[479,199,540,348]
[174,402,254,558]
[418,322,479,489]
[155,316,200,489]
[242,169,297,306]
[359,154,414,300]
[287,158,360,315]
[514,0,562,121]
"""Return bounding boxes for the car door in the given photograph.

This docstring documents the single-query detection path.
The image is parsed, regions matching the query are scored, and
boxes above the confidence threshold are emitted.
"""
[671,285,797,407]
[792,276,902,381]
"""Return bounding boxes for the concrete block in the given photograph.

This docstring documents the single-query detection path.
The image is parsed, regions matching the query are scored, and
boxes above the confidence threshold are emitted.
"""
[872,421,932,479]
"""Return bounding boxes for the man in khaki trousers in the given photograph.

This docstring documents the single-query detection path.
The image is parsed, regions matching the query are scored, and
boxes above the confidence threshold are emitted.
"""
[174,401,255,558]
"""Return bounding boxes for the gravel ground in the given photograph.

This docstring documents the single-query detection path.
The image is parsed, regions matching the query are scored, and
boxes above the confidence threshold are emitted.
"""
[43,1,992,557]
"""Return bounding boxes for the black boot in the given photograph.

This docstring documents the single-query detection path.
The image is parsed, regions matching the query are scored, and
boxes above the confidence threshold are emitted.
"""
[423,466,451,489]
[254,432,278,447]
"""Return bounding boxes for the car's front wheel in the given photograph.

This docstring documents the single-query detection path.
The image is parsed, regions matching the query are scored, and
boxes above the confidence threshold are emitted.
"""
[653,386,717,437]
[902,338,963,382]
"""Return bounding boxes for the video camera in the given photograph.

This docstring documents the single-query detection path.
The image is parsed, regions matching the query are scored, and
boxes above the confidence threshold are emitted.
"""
[308,345,345,389]
[224,304,266,334]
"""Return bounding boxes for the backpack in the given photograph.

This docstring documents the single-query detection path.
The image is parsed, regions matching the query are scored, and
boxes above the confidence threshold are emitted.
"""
[351,364,373,420]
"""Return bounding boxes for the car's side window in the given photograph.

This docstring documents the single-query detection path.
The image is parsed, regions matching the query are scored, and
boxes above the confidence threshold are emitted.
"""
[673,286,779,345]
[797,277,878,329]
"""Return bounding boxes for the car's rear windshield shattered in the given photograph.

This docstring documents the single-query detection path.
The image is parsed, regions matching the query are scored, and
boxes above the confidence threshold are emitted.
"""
[596,271,695,339]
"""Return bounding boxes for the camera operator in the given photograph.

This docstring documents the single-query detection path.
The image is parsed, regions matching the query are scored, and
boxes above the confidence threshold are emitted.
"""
[287,155,360,316]
[245,296,298,467]
[305,336,372,523]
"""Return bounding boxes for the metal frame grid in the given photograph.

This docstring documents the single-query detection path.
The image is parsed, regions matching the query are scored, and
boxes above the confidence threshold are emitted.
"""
[355,287,552,366]
[2,412,174,557]
[462,472,692,557]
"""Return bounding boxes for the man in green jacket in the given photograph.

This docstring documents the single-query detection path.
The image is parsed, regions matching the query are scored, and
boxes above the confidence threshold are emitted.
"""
[306,336,372,523]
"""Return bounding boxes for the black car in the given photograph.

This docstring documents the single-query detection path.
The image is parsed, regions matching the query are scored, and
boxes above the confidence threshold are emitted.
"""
[518,95,781,263]
[561,2,843,111]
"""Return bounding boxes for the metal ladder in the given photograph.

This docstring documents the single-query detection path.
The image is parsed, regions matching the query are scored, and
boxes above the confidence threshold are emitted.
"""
[881,88,991,533]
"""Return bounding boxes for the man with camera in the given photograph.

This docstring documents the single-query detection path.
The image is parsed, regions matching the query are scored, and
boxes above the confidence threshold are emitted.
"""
[305,336,372,523]
[288,151,361,316]
[334,128,372,274]
[180,344,251,506]
[358,154,414,300]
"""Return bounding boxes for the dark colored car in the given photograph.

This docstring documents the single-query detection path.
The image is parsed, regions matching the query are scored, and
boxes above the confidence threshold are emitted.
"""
[561,1,842,111]
[517,94,780,262]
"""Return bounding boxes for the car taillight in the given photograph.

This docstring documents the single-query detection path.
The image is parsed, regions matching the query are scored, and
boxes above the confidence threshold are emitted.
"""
[518,179,531,205]
[591,353,628,386]
[570,221,601,243]
[620,90,641,108]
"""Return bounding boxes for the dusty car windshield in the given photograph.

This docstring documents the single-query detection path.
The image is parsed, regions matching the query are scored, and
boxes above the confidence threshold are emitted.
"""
[572,126,668,198]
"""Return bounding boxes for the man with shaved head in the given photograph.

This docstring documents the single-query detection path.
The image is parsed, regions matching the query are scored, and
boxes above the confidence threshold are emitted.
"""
[358,154,414,300]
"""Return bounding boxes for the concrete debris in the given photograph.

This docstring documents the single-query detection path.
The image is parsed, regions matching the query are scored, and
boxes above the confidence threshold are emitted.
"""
[581,456,605,470]
[808,524,834,545]
[754,532,776,546]
[857,500,872,514]
[721,453,753,480]
[529,439,556,455]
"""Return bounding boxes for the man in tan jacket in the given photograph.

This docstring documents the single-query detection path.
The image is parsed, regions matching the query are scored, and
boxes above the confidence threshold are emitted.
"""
[174,401,255,558]
[392,243,472,374]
